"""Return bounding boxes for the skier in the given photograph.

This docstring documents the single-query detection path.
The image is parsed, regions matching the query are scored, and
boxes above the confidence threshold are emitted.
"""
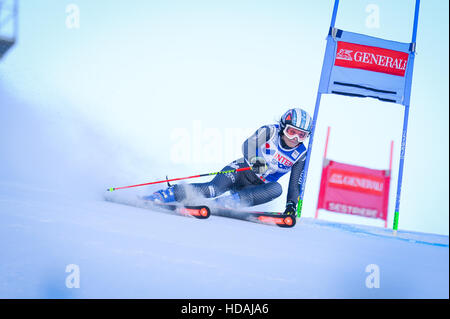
[144,107,312,216]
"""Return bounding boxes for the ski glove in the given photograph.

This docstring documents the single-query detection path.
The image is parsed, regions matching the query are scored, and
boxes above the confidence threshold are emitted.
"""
[249,156,268,175]
[284,201,296,216]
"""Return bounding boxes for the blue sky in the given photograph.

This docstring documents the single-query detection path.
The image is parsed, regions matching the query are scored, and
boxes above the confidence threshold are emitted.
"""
[0,0,448,235]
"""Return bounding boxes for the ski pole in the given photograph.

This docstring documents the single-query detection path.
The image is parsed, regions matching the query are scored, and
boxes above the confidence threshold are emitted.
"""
[107,166,253,192]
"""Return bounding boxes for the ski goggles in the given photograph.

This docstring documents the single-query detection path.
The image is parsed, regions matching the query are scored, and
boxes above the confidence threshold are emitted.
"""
[283,124,310,142]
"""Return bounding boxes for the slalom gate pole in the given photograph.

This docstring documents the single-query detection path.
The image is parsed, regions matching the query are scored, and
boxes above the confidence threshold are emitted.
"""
[392,0,420,235]
[296,0,340,219]
[107,167,252,192]
[315,126,331,219]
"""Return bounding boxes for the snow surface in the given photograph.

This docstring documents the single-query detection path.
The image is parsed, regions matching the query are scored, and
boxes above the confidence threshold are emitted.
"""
[0,181,448,298]
[0,92,448,299]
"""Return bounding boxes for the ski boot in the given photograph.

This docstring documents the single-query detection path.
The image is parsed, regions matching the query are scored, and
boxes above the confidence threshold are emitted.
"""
[142,186,177,204]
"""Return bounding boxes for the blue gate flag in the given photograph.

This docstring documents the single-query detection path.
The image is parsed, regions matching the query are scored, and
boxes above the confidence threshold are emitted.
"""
[318,28,416,105]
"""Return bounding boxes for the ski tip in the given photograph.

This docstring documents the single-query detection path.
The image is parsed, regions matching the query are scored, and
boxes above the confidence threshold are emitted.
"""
[179,205,211,219]
[256,214,296,228]
[198,207,210,219]
[280,215,296,228]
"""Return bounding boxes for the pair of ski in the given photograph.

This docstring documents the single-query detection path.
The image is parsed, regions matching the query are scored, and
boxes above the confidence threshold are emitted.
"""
[149,201,296,228]
[105,195,295,228]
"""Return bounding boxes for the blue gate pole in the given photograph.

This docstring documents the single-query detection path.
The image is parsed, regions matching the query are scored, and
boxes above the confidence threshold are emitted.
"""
[392,0,420,233]
[329,0,340,29]
[297,93,322,217]
[393,105,410,232]
[297,0,340,218]
[411,0,420,43]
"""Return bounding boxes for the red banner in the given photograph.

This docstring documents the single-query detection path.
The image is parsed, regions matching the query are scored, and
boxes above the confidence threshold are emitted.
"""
[334,41,409,77]
[317,160,391,222]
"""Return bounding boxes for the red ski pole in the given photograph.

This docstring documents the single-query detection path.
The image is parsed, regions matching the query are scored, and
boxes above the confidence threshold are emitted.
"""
[107,166,252,192]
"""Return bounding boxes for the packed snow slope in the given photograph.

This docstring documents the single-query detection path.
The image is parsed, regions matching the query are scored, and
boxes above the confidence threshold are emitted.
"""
[0,182,448,299]
[0,92,448,299]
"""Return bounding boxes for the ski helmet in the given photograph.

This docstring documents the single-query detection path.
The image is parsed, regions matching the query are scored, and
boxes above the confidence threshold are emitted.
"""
[280,108,313,133]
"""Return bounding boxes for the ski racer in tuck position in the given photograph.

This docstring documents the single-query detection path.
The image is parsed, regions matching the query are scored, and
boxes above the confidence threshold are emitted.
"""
[144,107,312,216]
